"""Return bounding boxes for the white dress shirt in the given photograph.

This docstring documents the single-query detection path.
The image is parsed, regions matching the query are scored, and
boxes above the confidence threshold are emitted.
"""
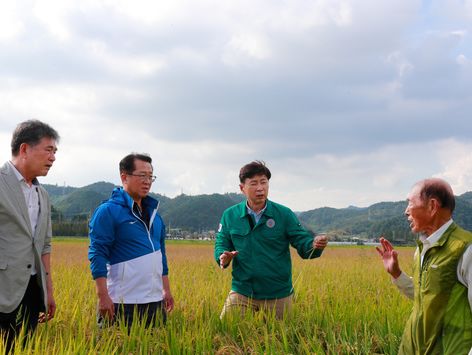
[8,161,40,274]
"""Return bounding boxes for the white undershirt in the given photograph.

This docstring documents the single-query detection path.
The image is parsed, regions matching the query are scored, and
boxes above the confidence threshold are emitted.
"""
[8,161,40,275]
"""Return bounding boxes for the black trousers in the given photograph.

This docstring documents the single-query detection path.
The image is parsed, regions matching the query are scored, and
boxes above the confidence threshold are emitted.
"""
[98,301,166,329]
[0,276,44,354]
[115,301,166,328]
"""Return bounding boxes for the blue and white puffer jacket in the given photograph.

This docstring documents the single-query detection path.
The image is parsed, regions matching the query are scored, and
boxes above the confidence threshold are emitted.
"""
[88,187,168,304]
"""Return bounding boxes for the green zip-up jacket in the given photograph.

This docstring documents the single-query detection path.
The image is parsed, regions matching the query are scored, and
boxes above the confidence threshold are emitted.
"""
[214,199,323,299]
[399,223,472,355]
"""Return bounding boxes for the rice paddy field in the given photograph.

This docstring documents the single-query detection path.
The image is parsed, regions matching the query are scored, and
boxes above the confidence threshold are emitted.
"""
[3,239,415,354]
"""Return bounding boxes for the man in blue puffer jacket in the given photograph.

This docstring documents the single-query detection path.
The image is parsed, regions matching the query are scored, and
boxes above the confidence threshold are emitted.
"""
[88,153,174,327]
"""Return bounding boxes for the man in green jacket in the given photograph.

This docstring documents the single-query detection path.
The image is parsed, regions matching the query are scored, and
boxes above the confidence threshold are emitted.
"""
[214,161,328,319]
[376,178,472,354]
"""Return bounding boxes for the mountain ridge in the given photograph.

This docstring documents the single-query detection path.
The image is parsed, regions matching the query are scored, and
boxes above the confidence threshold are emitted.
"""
[43,182,472,242]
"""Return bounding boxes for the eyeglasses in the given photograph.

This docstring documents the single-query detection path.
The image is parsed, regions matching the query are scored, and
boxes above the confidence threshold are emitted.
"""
[127,174,156,182]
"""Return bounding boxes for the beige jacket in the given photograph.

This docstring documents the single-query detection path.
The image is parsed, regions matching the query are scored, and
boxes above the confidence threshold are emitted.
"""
[0,161,52,313]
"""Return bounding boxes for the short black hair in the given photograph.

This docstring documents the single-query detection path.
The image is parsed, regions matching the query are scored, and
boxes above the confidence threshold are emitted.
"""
[239,160,271,183]
[119,153,153,174]
[11,120,60,156]
[419,179,455,212]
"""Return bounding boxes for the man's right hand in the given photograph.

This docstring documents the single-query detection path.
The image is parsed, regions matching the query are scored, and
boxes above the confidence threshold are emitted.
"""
[375,237,402,279]
[95,277,115,319]
[219,251,239,269]
[98,293,115,319]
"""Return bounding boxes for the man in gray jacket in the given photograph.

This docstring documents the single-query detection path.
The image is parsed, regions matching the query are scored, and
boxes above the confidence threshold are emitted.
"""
[0,120,59,352]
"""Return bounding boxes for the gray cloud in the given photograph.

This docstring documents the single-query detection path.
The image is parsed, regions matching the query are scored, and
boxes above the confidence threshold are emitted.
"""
[0,0,471,209]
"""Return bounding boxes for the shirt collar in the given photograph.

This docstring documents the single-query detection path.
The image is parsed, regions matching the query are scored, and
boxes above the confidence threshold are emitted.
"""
[8,161,39,186]
[246,200,267,217]
[420,219,454,246]
[8,161,24,182]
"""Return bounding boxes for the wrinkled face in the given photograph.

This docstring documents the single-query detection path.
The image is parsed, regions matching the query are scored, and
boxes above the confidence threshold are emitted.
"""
[122,159,153,202]
[23,137,57,178]
[405,185,432,234]
[240,174,269,208]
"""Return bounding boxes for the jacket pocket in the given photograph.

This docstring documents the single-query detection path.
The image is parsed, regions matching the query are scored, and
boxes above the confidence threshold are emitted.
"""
[230,230,249,250]
[421,263,455,294]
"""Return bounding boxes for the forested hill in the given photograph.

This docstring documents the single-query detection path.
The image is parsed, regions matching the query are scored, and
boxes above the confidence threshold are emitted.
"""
[298,195,472,242]
[44,182,244,235]
[44,182,472,241]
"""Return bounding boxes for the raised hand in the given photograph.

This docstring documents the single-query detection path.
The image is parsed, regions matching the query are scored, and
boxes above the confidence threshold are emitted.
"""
[375,237,402,279]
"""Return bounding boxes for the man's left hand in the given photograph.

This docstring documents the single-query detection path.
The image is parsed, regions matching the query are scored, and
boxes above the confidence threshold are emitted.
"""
[313,234,328,250]
[163,291,174,313]
[39,293,56,323]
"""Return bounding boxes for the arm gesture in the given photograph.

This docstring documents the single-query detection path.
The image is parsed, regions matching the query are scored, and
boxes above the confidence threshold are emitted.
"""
[219,251,239,269]
[375,237,402,279]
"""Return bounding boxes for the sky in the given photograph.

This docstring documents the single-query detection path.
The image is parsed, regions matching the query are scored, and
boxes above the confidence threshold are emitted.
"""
[0,0,471,211]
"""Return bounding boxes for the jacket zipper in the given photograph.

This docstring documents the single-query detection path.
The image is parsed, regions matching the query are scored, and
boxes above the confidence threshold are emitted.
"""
[131,206,157,252]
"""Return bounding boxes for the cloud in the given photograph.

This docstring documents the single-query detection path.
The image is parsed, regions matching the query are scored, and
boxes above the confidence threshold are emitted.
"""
[394,31,472,100]
[32,0,73,41]
[0,0,471,211]
[0,3,24,42]
[222,32,271,67]
[435,139,472,195]
[268,138,468,210]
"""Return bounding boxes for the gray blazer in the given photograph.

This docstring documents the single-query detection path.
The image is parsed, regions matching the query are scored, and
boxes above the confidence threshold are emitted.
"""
[0,161,52,313]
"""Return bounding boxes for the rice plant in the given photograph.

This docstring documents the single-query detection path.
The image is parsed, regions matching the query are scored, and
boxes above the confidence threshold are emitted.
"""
[0,239,413,354]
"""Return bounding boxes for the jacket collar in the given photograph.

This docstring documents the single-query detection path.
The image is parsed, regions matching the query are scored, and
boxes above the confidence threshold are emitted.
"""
[434,222,457,247]
[238,199,274,219]
[417,222,458,250]
[1,161,35,237]
[111,187,159,211]
[7,161,40,186]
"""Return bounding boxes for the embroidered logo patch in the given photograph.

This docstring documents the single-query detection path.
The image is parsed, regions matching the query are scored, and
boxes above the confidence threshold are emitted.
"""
[266,219,275,228]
